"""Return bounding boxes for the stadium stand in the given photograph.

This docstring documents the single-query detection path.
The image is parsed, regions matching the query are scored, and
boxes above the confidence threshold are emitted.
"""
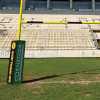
[0,14,100,58]
[21,29,95,50]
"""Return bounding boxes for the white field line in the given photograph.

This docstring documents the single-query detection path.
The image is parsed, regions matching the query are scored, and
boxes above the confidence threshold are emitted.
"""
[27,80,100,85]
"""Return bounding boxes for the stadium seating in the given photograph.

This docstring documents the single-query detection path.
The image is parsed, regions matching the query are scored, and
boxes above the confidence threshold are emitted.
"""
[0,14,100,57]
[0,29,16,49]
[0,28,96,51]
[21,29,96,50]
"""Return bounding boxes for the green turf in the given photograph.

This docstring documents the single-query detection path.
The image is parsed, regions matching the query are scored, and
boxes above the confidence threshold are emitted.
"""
[0,58,100,100]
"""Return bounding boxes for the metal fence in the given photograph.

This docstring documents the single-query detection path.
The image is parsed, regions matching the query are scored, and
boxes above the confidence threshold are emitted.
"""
[0,1,100,12]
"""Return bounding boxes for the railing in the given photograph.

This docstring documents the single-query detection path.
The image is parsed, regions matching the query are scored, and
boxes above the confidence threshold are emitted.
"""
[0,1,19,10]
[95,2,100,9]
[27,1,47,10]
[0,1,100,11]
[73,2,92,10]
[50,1,70,9]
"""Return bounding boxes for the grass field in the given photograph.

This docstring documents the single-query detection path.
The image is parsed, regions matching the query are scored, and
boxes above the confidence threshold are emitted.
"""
[0,58,100,100]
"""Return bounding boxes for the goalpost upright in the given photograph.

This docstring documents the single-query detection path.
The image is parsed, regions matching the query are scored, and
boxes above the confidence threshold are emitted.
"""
[7,0,26,84]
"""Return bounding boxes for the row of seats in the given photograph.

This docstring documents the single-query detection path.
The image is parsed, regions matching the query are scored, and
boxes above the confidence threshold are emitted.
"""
[20,29,96,50]
[0,23,99,30]
[0,15,100,30]
[0,29,95,50]
[0,15,99,51]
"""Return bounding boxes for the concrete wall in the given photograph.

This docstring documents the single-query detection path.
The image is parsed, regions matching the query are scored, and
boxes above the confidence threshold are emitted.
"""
[0,49,100,58]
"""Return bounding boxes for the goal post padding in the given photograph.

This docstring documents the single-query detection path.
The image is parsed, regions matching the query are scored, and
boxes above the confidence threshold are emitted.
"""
[7,40,25,84]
